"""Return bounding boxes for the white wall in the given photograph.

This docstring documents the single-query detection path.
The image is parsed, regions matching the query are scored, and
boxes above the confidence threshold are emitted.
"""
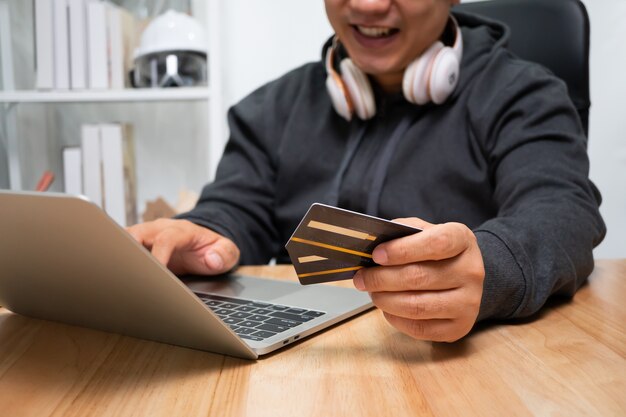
[584,0,626,258]
[218,0,625,259]
[219,0,332,107]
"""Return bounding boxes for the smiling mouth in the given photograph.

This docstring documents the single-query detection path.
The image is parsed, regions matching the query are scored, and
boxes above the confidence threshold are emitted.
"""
[353,25,400,38]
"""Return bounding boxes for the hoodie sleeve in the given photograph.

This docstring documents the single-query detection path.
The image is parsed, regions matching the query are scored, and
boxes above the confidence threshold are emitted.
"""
[175,82,285,265]
[469,61,606,320]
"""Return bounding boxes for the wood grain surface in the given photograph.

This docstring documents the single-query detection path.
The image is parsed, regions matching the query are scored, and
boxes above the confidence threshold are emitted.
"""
[0,260,624,417]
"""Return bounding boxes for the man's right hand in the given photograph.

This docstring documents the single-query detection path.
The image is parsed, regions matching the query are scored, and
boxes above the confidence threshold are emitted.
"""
[126,219,240,275]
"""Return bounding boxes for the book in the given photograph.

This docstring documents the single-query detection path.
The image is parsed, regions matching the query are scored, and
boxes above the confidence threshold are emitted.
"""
[100,123,137,226]
[63,146,83,195]
[53,0,70,90]
[68,0,88,89]
[87,0,108,89]
[81,124,102,207]
[106,5,124,90]
[79,123,137,225]
[35,0,55,90]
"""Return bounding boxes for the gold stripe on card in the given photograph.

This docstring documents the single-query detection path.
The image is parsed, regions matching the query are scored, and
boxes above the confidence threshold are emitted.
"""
[298,266,363,278]
[298,255,328,263]
[307,220,377,241]
[291,237,373,258]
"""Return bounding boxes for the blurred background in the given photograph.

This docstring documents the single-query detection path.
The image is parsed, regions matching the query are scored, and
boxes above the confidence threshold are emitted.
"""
[0,0,623,258]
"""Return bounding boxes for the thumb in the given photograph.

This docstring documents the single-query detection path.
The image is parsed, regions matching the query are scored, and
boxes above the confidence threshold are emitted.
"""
[203,238,240,274]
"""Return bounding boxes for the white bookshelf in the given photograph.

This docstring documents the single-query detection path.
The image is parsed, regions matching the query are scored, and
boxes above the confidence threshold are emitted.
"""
[0,88,211,103]
[0,0,226,209]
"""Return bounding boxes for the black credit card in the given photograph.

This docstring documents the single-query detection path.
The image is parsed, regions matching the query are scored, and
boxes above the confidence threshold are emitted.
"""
[285,203,421,285]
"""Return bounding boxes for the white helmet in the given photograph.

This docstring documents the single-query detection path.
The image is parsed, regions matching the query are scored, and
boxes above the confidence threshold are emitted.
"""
[135,10,207,58]
[132,10,208,88]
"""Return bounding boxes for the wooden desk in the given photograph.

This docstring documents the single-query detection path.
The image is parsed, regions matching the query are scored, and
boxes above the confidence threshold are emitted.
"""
[1,259,624,416]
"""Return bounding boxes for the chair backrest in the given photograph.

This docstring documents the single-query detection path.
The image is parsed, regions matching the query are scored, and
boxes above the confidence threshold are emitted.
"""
[455,0,590,140]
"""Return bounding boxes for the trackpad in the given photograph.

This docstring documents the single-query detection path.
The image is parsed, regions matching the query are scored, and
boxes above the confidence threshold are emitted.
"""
[182,274,300,302]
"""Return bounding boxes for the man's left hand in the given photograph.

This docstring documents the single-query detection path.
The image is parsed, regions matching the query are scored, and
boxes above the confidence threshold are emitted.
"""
[353,218,485,342]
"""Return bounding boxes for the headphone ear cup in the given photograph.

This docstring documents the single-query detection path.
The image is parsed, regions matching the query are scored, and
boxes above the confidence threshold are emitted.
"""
[429,48,460,104]
[326,74,353,121]
[402,41,443,105]
[340,58,376,120]
[325,42,354,120]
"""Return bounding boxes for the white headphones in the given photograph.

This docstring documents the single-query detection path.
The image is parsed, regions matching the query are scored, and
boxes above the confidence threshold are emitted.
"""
[325,16,463,121]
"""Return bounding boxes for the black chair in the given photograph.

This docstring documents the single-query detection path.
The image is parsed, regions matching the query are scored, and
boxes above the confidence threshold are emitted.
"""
[455,0,591,140]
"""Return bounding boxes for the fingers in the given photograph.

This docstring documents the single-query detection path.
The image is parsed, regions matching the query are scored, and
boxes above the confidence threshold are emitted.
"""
[353,260,465,292]
[125,219,240,275]
[355,219,484,343]
[382,313,469,343]
[373,222,476,265]
[150,226,191,268]
[125,224,148,246]
[126,219,177,248]
[370,288,481,321]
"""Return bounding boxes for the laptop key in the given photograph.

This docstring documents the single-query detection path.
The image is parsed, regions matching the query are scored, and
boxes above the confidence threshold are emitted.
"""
[204,300,223,307]
[249,315,271,322]
[303,310,325,317]
[240,320,263,328]
[235,327,257,335]
[221,303,241,309]
[270,311,313,322]
[266,318,301,328]
[252,308,273,315]
[257,323,290,333]
[251,330,277,339]
[269,305,289,311]
[229,312,252,319]
[301,315,323,321]
[235,305,257,313]
[284,308,308,315]
[223,317,244,325]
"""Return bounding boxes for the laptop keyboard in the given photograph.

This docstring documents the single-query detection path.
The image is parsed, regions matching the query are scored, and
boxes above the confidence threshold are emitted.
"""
[194,293,326,342]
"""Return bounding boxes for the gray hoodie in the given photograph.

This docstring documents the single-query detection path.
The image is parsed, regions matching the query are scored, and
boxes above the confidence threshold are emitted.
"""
[179,11,606,321]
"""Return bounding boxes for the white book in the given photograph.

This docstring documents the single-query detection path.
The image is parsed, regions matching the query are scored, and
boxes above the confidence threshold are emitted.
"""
[87,0,108,89]
[35,0,55,90]
[68,0,88,89]
[53,0,70,90]
[100,123,136,226]
[106,5,124,90]
[62,146,82,195]
[81,124,102,207]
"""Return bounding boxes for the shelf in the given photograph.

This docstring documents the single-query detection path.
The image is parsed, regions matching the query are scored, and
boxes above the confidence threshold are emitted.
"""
[0,87,210,104]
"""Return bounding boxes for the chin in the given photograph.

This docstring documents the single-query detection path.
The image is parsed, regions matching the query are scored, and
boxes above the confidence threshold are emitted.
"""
[353,59,401,77]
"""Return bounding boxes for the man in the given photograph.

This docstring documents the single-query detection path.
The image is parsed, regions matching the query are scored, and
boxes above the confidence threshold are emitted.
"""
[128,0,605,342]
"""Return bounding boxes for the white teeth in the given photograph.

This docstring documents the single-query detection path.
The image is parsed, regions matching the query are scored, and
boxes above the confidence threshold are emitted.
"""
[356,26,393,38]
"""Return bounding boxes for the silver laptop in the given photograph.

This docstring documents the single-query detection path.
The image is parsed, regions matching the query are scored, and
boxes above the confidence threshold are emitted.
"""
[0,191,373,359]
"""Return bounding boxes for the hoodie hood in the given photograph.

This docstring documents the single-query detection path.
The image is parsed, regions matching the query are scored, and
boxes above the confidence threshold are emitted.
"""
[451,10,510,100]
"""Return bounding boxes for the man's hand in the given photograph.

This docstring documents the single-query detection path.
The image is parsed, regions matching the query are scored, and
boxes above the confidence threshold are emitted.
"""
[353,218,484,342]
[126,219,240,275]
